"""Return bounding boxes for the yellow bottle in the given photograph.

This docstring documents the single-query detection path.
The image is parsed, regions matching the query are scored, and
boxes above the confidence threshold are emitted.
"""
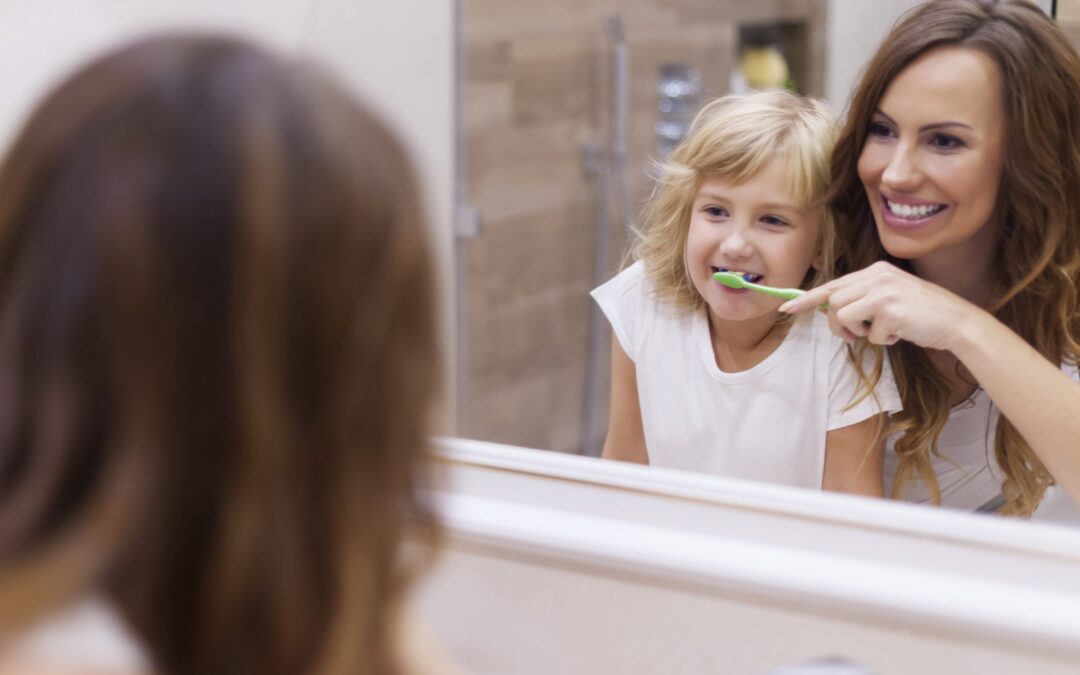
[738,45,790,89]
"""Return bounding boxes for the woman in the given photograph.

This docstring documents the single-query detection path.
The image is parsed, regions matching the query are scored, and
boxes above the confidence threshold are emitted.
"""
[781,0,1080,516]
[0,35,445,674]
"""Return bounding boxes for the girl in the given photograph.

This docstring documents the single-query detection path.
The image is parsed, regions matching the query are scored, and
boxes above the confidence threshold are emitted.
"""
[593,89,902,496]
[781,0,1080,517]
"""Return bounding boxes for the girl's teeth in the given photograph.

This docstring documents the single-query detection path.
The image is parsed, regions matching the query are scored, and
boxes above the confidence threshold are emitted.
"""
[717,268,762,282]
[886,199,943,219]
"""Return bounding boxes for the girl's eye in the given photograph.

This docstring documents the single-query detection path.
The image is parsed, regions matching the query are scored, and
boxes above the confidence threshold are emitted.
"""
[761,215,789,227]
[867,121,894,139]
[704,206,728,218]
[929,133,965,150]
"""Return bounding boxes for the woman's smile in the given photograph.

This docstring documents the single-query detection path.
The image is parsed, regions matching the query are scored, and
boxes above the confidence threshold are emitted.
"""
[879,193,949,230]
[857,46,1005,269]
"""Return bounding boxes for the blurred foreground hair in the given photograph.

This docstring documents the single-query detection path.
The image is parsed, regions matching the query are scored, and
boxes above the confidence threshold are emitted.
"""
[0,34,439,675]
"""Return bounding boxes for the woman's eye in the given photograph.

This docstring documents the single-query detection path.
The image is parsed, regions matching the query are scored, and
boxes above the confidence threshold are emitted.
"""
[704,206,728,218]
[929,133,965,150]
[761,215,789,227]
[867,121,894,139]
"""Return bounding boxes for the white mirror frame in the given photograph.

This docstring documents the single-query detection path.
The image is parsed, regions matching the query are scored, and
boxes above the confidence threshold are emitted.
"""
[412,437,1080,674]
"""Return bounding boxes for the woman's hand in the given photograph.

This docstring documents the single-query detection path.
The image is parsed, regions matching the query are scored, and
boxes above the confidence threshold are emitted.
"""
[778,261,983,351]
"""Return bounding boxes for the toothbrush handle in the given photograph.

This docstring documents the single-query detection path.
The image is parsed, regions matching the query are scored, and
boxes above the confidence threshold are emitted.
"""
[747,283,829,308]
[746,282,805,301]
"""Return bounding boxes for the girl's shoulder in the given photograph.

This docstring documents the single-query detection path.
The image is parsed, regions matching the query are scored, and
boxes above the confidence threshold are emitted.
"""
[592,260,650,299]
[592,260,679,320]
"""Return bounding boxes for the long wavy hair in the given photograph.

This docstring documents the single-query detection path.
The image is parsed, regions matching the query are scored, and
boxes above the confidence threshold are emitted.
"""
[0,35,439,674]
[829,0,1080,515]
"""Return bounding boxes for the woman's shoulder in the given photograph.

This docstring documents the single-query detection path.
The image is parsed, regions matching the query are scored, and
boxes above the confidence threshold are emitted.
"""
[0,660,145,675]
[0,596,148,675]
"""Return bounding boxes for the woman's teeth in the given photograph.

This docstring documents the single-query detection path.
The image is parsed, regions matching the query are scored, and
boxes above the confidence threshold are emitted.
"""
[713,267,762,283]
[885,198,945,219]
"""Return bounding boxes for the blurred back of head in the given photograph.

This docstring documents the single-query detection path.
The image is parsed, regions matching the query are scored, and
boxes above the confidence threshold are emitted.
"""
[0,34,439,675]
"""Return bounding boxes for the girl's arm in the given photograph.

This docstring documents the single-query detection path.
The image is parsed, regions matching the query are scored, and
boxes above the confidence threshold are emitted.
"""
[601,336,649,464]
[783,261,1080,504]
[823,415,886,497]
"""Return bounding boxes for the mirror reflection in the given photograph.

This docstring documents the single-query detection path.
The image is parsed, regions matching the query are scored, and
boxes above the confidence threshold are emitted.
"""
[456,0,1080,525]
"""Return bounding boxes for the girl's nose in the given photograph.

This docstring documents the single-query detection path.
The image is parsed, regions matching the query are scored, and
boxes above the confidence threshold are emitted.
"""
[719,227,754,258]
[881,142,922,191]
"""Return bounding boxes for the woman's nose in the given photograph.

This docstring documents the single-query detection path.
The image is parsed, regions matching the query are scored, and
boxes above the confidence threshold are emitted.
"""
[881,143,922,191]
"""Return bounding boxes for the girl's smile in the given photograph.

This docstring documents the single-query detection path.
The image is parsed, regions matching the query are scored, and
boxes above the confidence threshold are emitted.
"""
[685,159,819,332]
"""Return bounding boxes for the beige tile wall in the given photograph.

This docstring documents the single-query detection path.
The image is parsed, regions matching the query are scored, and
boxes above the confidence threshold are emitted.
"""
[460,0,826,452]
[1060,1,1080,50]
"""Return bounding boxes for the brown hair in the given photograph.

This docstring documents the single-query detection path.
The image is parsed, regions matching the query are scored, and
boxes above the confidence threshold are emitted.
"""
[0,35,439,674]
[830,0,1080,515]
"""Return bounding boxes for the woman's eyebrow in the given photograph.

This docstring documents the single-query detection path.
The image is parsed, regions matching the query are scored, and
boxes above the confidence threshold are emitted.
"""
[873,108,975,132]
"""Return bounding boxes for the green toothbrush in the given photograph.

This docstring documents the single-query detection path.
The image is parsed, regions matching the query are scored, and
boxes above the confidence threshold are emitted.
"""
[712,271,806,301]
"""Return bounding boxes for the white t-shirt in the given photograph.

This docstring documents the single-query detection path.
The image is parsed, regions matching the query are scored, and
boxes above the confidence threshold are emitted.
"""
[591,261,903,489]
[2,595,149,672]
[884,364,1080,520]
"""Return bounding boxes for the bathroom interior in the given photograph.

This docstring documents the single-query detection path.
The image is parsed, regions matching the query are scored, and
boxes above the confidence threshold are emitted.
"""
[2,0,1080,673]
[441,1,1080,672]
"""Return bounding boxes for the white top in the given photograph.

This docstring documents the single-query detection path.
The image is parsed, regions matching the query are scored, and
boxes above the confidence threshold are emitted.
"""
[884,364,1080,520]
[591,262,903,489]
[1,595,148,672]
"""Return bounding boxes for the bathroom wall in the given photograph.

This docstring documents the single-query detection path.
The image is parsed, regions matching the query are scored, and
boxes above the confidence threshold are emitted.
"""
[459,0,827,452]
[823,0,922,108]
[0,0,457,426]
[1060,1,1080,49]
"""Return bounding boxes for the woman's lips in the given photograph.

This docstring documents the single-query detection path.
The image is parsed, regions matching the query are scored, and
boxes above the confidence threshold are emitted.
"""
[879,194,947,229]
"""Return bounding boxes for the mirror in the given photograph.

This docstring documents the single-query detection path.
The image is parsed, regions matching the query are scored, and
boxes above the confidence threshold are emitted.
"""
[417,436,1080,673]
[452,0,1080,525]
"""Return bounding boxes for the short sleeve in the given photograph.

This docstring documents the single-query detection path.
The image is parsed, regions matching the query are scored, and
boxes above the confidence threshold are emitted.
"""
[590,261,650,362]
[827,338,903,431]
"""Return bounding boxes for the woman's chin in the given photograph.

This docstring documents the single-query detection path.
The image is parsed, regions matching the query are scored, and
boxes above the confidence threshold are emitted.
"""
[876,225,930,261]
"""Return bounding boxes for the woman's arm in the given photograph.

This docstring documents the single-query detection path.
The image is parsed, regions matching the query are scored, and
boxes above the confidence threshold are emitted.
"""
[949,309,1080,503]
[601,336,649,464]
[783,262,1080,503]
[823,415,886,497]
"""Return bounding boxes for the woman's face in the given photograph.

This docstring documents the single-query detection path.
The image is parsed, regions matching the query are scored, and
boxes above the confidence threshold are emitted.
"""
[857,47,1006,270]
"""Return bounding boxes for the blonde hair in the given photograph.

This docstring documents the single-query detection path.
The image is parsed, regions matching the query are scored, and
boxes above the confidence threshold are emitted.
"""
[830,0,1080,516]
[632,89,885,423]
[633,88,839,310]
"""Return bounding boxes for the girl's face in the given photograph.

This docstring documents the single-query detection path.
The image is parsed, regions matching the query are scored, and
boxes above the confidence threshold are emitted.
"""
[685,158,819,324]
[857,47,1006,269]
